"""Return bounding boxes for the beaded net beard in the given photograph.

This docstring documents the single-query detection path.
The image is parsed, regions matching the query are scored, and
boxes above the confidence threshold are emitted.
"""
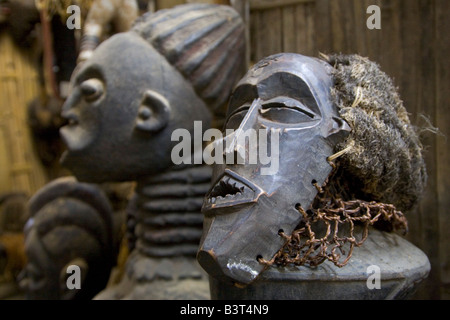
[259,160,409,269]
[258,53,427,269]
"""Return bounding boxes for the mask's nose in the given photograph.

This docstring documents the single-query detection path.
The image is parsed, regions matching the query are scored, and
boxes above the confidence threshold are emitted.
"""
[222,98,262,164]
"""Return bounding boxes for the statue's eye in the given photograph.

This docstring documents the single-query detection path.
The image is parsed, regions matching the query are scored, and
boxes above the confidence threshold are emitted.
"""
[80,78,104,102]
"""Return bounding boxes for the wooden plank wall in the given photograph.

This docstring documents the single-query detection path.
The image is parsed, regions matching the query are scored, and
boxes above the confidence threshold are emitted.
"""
[249,0,449,299]
[0,33,49,196]
[155,0,230,10]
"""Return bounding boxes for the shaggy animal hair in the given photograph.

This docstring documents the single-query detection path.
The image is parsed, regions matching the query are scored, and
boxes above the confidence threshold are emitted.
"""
[323,54,427,212]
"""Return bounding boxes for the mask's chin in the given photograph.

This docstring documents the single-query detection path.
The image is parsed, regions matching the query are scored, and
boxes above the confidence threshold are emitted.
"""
[198,203,267,286]
[199,170,266,285]
[199,169,298,286]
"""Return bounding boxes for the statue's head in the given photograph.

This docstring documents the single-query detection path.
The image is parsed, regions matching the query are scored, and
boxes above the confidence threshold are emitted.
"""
[60,4,245,183]
[19,177,115,300]
[197,53,427,286]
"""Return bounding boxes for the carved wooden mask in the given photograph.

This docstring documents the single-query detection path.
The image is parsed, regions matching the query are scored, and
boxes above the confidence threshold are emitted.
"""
[197,53,351,286]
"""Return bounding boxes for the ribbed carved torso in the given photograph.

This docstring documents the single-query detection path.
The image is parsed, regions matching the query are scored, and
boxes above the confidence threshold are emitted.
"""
[134,165,211,258]
[95,165,213,299]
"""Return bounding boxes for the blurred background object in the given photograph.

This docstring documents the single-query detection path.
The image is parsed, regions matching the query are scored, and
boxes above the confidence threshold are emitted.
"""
[0,192,28,299]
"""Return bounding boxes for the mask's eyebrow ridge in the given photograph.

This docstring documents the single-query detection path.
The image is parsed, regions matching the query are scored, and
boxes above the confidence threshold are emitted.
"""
[261,96,316,118]
[227,84,258,116]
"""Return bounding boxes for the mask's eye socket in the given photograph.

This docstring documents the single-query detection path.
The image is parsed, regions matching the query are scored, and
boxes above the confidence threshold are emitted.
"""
[224,104,250,130]
[80,78,104,102]
[260,97,318,124]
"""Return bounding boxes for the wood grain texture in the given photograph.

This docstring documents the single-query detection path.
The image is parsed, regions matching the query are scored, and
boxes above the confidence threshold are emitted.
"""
[435,0,450,300]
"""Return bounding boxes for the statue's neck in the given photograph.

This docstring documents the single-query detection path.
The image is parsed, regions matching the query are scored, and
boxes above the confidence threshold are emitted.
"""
[133,164,212,258]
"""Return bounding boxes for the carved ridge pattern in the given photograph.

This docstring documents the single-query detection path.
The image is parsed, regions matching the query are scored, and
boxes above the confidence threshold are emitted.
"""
[134,165,212,258]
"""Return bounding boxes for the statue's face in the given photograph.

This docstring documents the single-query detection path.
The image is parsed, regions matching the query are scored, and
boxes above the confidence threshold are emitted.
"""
[20,228,60,300]
[197,53,350,286]
[60,32,210,183]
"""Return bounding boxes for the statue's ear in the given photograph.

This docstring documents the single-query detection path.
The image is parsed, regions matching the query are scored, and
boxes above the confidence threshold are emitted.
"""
[325,116,351,144]
[59,258,88,300]
[135,90,171,133]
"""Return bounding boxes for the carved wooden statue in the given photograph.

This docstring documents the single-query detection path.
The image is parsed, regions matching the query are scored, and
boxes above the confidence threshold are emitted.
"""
[19,177,115,300]
[60,3,245,299]
[197,53,431,299]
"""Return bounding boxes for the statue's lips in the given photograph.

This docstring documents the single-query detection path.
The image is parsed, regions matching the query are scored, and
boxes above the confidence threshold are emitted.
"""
[61,112,79,129]
[202,169,263,215]
[59,112,85,154]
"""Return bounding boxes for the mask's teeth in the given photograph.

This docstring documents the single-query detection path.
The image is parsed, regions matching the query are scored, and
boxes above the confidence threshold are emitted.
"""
[234,180,245,190]
[207,174,255,204]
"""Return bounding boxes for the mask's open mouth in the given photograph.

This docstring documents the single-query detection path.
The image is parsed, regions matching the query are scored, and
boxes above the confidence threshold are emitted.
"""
[202,169,263,214]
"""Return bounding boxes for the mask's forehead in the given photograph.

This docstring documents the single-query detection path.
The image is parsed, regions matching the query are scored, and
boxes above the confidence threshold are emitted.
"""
[248,53,331,81]
[232,53,334,112]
